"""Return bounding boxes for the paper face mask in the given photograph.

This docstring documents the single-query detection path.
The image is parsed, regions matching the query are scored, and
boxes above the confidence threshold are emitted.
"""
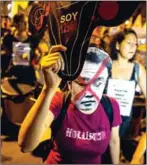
[74,61,109,112]
[29,1,140,80]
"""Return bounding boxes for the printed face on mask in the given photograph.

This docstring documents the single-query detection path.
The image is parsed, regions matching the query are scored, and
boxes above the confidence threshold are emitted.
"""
[72,61,109,113]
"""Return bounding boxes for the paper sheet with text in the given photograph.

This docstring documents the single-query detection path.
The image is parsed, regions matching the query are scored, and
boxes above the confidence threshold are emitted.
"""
[107,79,135,116]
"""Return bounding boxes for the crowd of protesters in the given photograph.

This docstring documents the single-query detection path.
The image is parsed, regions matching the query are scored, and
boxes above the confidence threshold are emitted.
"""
[1,10,146,165]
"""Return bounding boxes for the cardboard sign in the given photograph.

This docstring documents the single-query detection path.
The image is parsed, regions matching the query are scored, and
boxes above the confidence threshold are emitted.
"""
[107,79,136,117]
[12,42,31,66]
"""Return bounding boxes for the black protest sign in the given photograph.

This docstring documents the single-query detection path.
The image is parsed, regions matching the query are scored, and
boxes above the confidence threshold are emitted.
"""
[29,1,140,80]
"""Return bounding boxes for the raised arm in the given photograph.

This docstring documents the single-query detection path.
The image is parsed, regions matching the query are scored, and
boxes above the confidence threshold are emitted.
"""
[18,45,67,152]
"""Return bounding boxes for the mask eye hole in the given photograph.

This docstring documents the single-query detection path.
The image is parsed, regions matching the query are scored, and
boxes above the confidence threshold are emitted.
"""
[94,81,102,87]
[93,78,105,88]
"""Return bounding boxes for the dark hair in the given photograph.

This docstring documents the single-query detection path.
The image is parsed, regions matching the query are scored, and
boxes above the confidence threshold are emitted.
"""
[13,14,25,26]
[85,47,112,75]
[110,28,138,60]
[2,15,11,20]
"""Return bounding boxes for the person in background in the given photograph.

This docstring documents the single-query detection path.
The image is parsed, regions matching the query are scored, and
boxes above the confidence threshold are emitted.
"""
[110,28,146,137]
[18,45,121,164]
[2,13,38,65]
[1,15,12,37]
[89,27,102,48]
[101,34,111,54]
[1,15,12,77]
[109,28,146,162]
[2,13,38,94]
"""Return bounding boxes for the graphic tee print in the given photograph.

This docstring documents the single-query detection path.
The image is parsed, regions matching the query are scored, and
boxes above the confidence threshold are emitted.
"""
[46,92,121,164]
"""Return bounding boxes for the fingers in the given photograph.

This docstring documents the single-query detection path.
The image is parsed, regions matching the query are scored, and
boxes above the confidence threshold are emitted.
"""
[49,44,67,54]
[40,53,64,71]
[40,54,60,70]
[44,53,61,61]
[40,45,66,72]
[52,58,61,73]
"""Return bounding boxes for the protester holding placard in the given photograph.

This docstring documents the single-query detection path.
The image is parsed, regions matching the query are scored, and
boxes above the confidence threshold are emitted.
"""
[107,28,146,136]
[18,46,122,164]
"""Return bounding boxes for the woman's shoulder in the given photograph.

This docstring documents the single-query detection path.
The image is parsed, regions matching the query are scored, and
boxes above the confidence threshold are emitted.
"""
[134,61,145,68]
[3,33,13,42]
[133,61,146,76]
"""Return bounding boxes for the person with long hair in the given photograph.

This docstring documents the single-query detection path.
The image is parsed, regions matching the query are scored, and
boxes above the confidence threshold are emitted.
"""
[109,28,146,138]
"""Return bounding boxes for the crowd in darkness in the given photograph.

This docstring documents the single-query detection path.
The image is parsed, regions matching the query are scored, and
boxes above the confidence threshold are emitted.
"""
[1,11,146,165]
[1,14,146,89]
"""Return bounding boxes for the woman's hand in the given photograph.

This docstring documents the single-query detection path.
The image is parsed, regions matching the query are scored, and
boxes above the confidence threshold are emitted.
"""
[40,45,67,89]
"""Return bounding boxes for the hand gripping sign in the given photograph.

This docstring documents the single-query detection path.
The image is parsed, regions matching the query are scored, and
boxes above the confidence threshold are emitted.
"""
[29,1,140,80]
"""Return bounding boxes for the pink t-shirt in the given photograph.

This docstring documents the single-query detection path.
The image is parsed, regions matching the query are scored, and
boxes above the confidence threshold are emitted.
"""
[46,92,122,164]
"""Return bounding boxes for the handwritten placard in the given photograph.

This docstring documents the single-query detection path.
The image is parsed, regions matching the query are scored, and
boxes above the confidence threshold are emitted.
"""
[107,79,135,116]
[12,42,31,66]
